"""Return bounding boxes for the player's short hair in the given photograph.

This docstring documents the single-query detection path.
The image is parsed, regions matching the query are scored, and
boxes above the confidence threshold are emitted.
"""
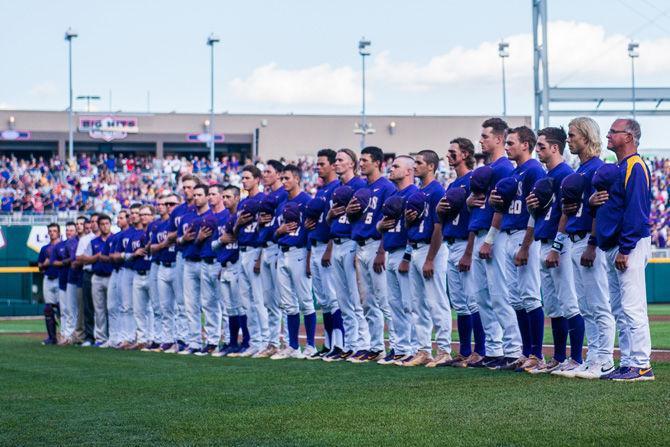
[209,183,225,194]
[417,149,440,172]
[538,126,568,154]
[65,221,76,228]
[181,173,201,185]
[508,126,538,152]
[224,185,240,197]
[140,205,155,215]
[193,184,209,195]
[242,164,262,179]
[317,148,337,164]
[97,214,111,224]
[90,212,100,221]
[449,137,476,169]
[337,148,358,167]
[568,117,601,158]
[482,117,509,136]
[130,203,142,211]
[47,222,60,231]
[266,159,284,174]
[118,210,129,219]
[361,146,384,167]
[282,164,302,179]
[76,215,89,223]
[620,118,642,146]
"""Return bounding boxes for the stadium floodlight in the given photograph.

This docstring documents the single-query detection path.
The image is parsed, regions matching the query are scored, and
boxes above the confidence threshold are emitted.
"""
[207,33,220,164]
[356,38,372,149]
[65,27,78,161]
[628,41,639,118]
[76,95,101,112]
[498,41,509,116]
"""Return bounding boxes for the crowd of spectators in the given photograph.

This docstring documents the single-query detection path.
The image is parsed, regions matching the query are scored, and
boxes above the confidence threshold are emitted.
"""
[1,152,668,247]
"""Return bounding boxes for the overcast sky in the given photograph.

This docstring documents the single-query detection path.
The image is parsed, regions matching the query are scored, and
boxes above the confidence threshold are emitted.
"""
[2,0,670,148]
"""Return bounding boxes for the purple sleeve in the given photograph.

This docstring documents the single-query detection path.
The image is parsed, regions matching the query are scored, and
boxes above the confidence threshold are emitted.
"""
[619,164,651,255]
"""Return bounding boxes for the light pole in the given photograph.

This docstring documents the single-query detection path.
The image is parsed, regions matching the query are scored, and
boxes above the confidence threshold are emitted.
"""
[357,37,372,149]
[65,27,78,161]
[628,41,639,119]
[207,33,220,165]
[498,41,509,116]
[76,95,100,112]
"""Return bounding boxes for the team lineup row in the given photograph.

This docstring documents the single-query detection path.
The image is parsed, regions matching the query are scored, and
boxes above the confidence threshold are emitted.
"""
[37,116,655,382]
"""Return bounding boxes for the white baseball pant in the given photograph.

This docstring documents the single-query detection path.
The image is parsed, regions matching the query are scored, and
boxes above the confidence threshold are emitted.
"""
[540,241,580,319]
[239,248,269,349]
[157,264,177,344]
[261,244,283,347]
[132,271,153,344]
[385,249,413,356]
[200,261,224,346]
[91,274,109,343]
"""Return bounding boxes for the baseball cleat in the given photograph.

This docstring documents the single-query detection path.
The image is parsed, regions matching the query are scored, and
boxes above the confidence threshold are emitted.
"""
[41,337,57,346]
[599,366,629,381]
[226,345,250,358]
[378,353,404,365]
[460,352,484,368]
[346,350,369,363]
[80,340,93,347]
[308,346,328,360]
[322,347,347,362]
[499,356,527,371]
[529,358,562,375]
[443,353,468,368]
[194,344,217,356]
[253,345,277,358]
[551,358,583,378]
[575,361,616,379]
[211,344,231,357]
[402,351,433,367]
[392,354,414,366]
[302,345,318,359]
[94,341,108,348]
[178,347,200,355]
[363,350,385,362]
[427,350,453,368]
[610,366,655,382]
[467,355,500,368]
[520,355,545,373]
[270,347,304,360]
[237,346,260,358]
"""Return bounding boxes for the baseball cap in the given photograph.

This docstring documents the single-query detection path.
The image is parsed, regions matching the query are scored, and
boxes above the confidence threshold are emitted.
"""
[470,165,494,195]
[381,195,405,220]
[406,191,427,225]
[560,173,586,206]
[332,185,354,208]
[305,197,327,220]
[258,195,279,215]
[347,188,372,221]
[492,177,518,213]
[224,218,235,234]
[240,198,259,216]
[592,163,619,192]
[201,213,219,231]
[437,187,467,223]
[530,177,554,218]
[282,202,302,224]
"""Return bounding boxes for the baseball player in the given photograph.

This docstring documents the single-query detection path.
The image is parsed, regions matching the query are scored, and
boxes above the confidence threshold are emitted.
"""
[76,213,99,346]
[468,118,519,369]
[167,174,199,352]
[177,185,212,355]
[232,165,269,357]
[323,148,370,362]
[195,184,229,355]
[437,138,486,367]
[151,194,180,353]
[271,165,315,359]
[125,205,155,350]
[102,211,128,348]
[114,204,141,348]
[304,149,343,359]
[53,222,76,345]
[558,117,615,379]
[347,146,396,363]
[257,160,289,357]
[402,150,452,367]
[489,126,547,372]
[38,223,62,345]
[88,214,114,347]
[144,207,162,351]
[211,185,243,357]
[64,217,84,345]
[591,118,654,381]
[376,155,418,365]
[526,127,585,374]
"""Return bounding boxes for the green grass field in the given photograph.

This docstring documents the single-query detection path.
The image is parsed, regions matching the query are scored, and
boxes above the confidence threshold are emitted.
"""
[2,305,670,445]
[1,335,669,446]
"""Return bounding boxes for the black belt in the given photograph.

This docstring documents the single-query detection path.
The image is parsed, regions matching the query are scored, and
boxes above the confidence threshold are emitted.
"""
[136,270,148,276]
[355,238,379,246]
[540,238,550,244]
[410,240,430,249]
[153,260,160,265]
[202,257,215,264]
[93,272,111,278]
[504,229,521,235]
[161,261,174,267]
[443,237,467,244]
[185,257,200,262]
[47,275,58,280]
[280,245,294,252]
[311,239,326,247]
[331,237,348,245]
[221,260,235,268]
[240,246,250,252]
[569,231,588,242]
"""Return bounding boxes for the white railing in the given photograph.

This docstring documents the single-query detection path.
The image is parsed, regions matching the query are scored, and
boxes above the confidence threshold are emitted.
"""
[0,211,89,226]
